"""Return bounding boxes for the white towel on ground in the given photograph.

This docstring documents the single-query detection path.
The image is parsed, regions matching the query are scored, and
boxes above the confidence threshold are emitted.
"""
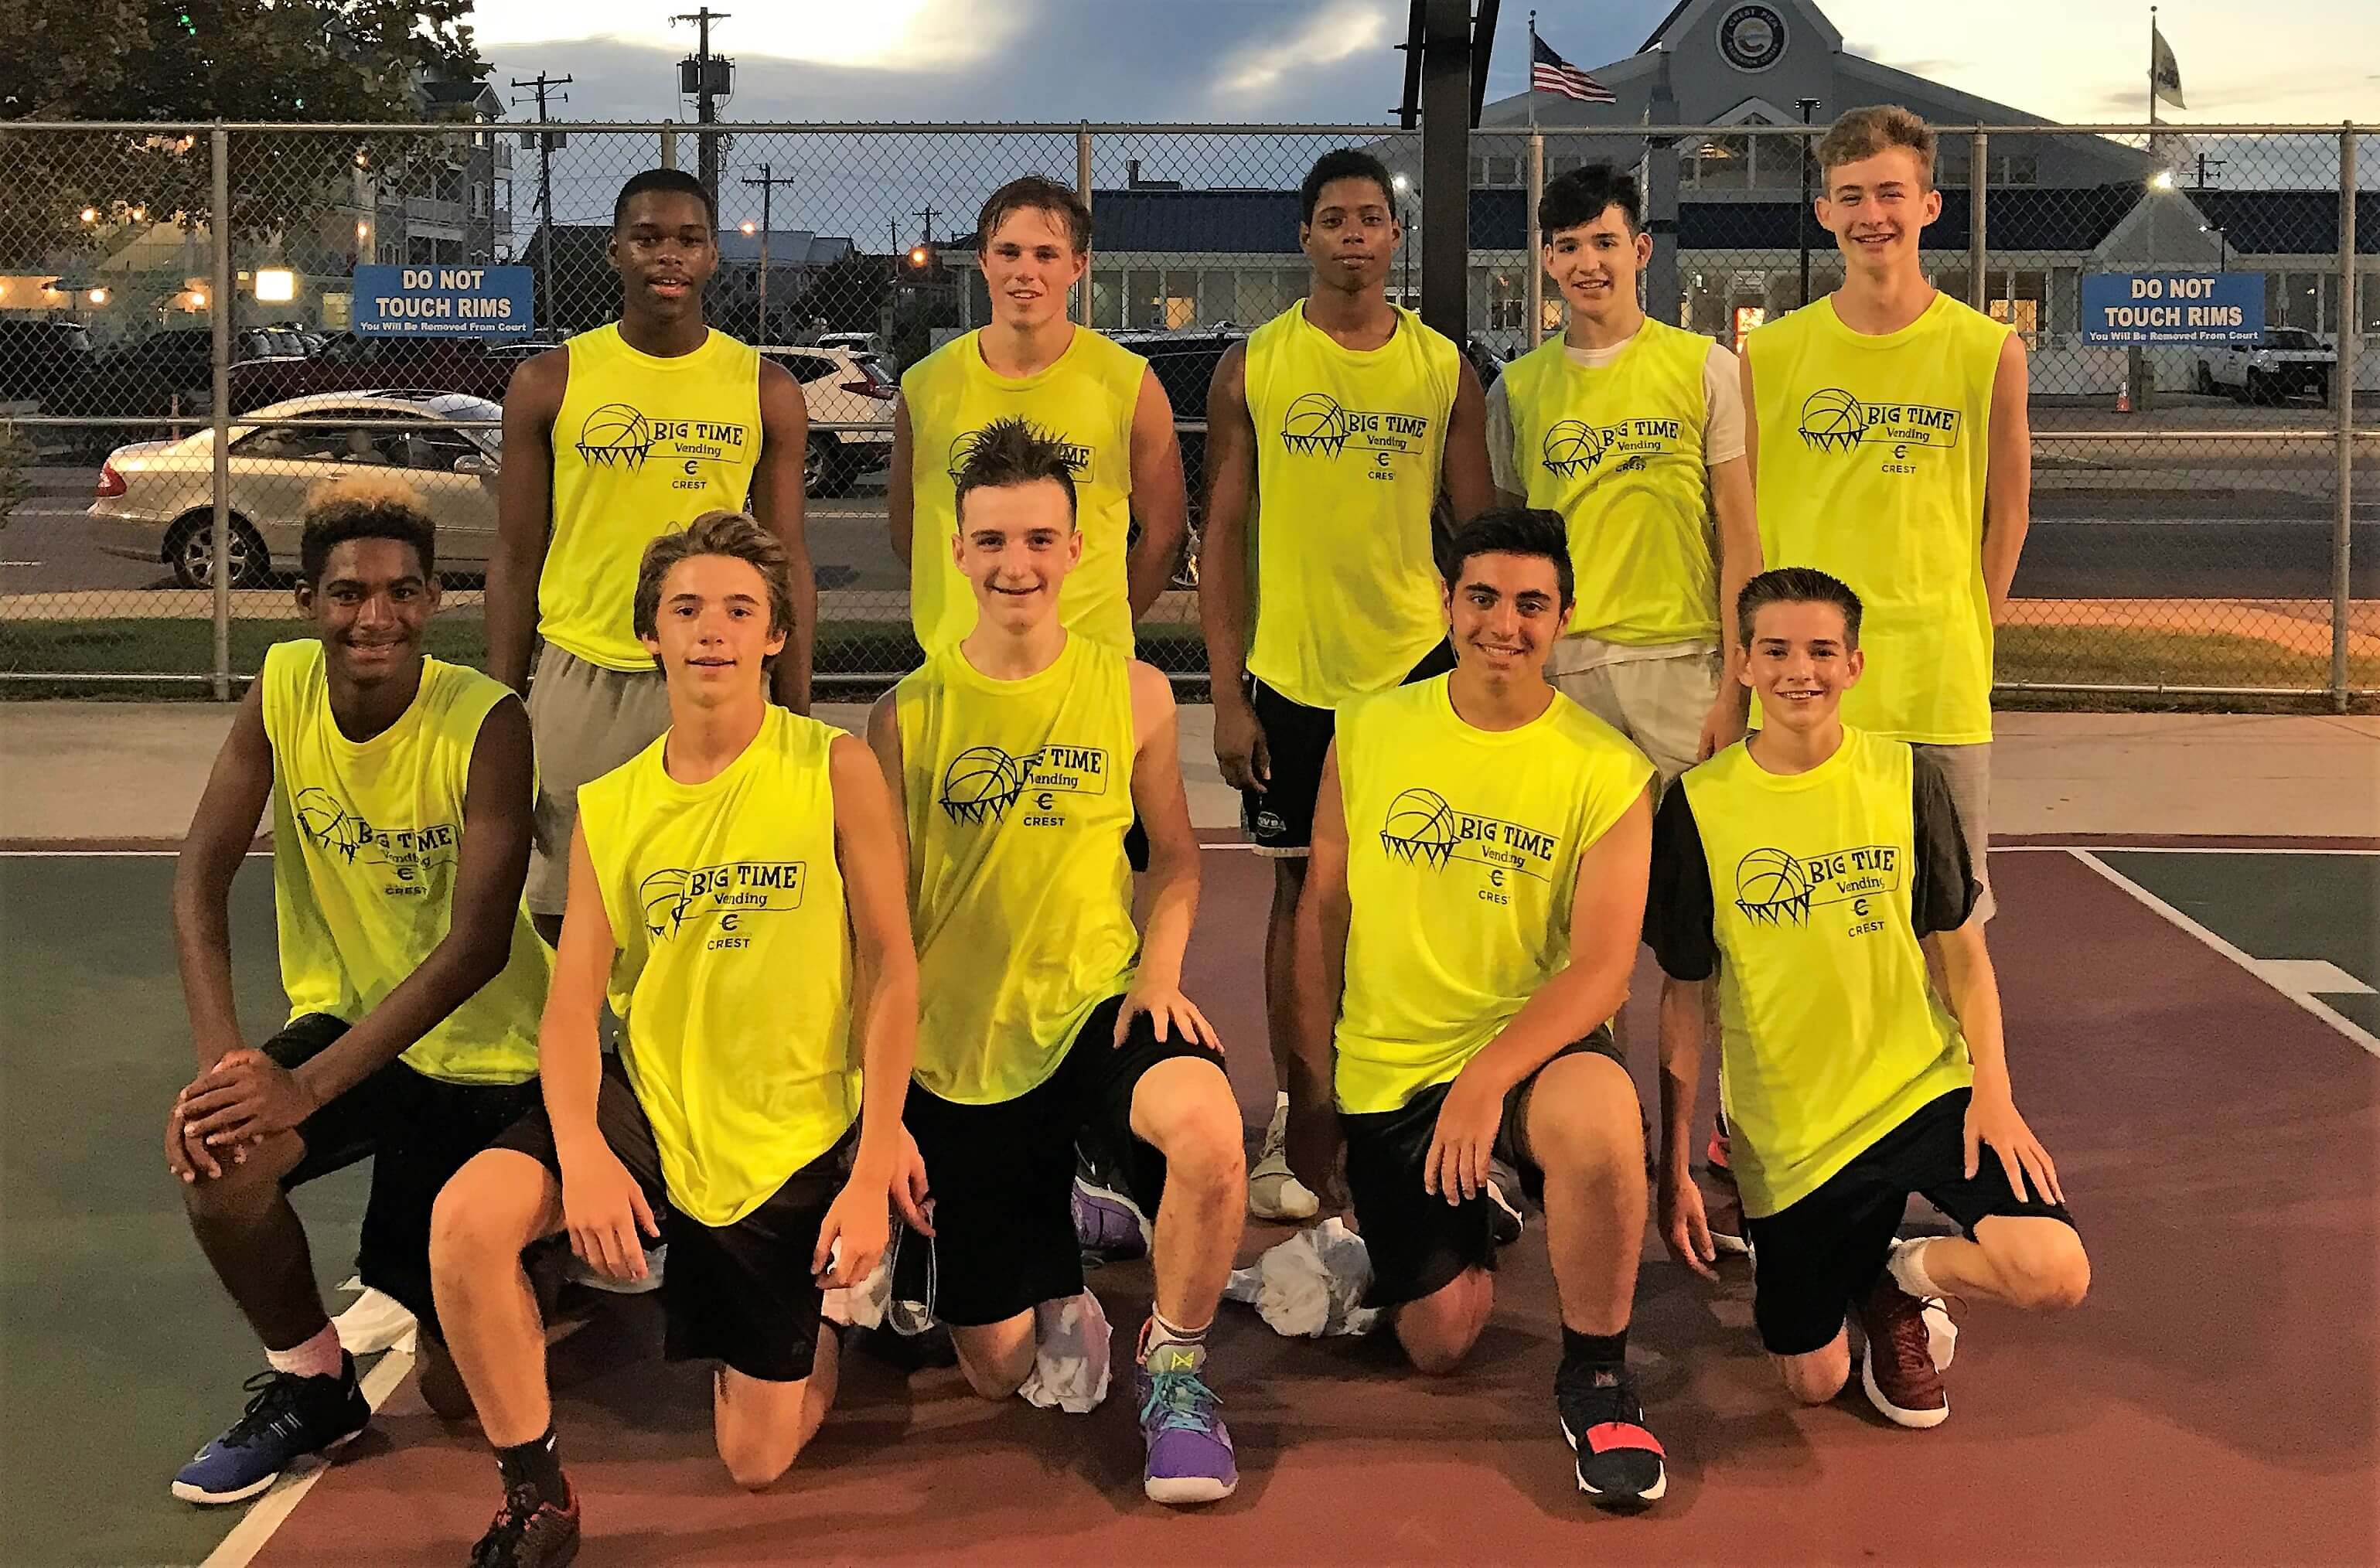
[1015,1289,1113,1413]
[1223,1219,1381,1338]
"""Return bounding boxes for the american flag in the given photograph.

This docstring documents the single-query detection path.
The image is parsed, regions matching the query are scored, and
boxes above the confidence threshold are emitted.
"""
[1531,35,1616,104]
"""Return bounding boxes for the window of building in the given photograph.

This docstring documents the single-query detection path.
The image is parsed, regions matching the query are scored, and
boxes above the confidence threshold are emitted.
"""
[1936,145,1972,186]
[2000,152,2039,186]
[1090,274,1120,329]
[1199,270,1235,327]
[1685,135,1750,192]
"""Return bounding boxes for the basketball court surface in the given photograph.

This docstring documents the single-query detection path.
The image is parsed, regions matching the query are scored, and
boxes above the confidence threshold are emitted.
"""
[4,836,2373,1566]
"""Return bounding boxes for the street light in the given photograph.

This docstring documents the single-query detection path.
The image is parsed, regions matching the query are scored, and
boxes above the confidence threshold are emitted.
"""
[1391,172,1413,309]
[2200,223,2228,272]
[740,220,756,235]
[2149,170,2176,192]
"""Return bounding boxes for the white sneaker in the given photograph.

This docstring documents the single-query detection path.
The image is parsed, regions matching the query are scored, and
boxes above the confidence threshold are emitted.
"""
[1246,1094,1319,1222]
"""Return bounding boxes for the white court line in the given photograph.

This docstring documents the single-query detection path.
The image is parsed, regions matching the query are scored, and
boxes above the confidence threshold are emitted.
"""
[1993,845,2378,857]
[2067,848,2380,1060]
[197,1347,415,1568]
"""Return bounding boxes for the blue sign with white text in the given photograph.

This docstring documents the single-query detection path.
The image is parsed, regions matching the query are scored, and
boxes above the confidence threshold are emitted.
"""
[2080,271,2263,346]
[353,264,533,339]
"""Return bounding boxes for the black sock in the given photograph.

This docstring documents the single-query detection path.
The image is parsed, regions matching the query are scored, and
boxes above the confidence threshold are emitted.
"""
[1562,1328,1628,1369]
[495,1427,566,1501]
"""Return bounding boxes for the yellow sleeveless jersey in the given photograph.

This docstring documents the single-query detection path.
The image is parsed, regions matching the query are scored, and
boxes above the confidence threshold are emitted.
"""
[1332,676,1652,1114]
[901,328,1145,654]
[261,641,548,1086]
[541,324,763,671]
[1245,302,1462,709]
[1679,728,1973,1216]
[895,635,1140,1103]
[1745,294,2008,743]
[1499,320,1718,645]
[576,707,858,1225]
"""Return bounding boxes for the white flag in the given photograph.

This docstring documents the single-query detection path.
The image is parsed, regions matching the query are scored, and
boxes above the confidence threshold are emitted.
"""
[2151,24,2186,110]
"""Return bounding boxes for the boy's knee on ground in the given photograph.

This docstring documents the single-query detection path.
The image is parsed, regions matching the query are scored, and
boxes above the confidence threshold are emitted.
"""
[1396,1270,1492,1375]
[950,1320,1035,1401]
[1777,1338,1850,1405]
[714,1424,805,1491]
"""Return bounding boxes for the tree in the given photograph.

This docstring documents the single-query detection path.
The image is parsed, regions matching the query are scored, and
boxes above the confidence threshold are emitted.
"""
[786,252,895,335]
[0,0,486,262]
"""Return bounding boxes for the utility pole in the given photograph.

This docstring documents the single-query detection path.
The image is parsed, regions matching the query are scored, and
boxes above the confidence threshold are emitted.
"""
[913,205,939,246]
[2191,150,2227,189]
[511,72,571,336]
[672,8,731,207]
[742,162,799,343]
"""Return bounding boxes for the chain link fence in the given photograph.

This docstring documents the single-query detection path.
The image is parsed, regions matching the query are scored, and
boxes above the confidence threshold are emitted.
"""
[2,120,2369,704]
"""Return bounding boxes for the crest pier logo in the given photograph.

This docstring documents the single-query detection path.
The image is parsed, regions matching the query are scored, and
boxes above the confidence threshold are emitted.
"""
[1795,389,1962,455]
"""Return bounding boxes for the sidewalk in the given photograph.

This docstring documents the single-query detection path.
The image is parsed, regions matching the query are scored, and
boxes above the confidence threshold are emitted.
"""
[2,702,2371,846]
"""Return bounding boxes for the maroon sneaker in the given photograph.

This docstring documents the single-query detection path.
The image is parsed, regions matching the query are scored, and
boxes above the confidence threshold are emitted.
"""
[1855,1277,1950,1429]
[470,1480,581,1567]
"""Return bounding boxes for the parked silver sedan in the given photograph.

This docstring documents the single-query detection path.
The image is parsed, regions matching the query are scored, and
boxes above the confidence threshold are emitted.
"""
[87,391,502,588]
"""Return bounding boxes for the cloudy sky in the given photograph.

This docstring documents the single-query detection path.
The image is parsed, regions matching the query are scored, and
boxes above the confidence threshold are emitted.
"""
[462,0,2377,233]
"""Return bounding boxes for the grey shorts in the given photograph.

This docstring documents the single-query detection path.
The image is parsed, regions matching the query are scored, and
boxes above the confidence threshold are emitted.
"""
[524,643,672,916]
[1913,740,1994,923]
[1548,639,1721,787]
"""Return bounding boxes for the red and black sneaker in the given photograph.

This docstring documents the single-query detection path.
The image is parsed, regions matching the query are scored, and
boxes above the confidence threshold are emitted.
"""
[1556,1361,1667,1508]
[470,1480,581,1568]
[1855,1276,1951,1430]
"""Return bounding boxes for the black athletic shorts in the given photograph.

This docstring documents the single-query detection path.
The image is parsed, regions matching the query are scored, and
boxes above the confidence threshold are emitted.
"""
[1745,1088,2079,1357]
[897,991,1226,1328]
[266,1013,541,1343]
[1241,640,1456,854]
[490,1053,855,1383]
[1340,1029,1628,1309]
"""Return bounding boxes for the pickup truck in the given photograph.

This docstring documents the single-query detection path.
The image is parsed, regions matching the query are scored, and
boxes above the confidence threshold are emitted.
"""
[2195,327,2334,404]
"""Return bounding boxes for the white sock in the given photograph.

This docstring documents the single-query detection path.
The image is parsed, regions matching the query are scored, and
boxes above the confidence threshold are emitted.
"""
[1890,1238,1945,1300]
[265,1321,344,1381]
[1141,1309,1211,1364]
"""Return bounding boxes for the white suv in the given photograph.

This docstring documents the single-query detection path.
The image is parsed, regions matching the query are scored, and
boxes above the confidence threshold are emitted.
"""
[760,345,896,496]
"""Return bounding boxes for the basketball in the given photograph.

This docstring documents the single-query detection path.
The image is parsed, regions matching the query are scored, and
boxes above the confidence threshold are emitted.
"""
[1797,387,1864,440]
[1381,788,1457,856]
[1734,847,1809,908]
[1543,418,1602,467]
[578,401,652,453]
[942,745,1024,810]
[1283,392,1348,445]
[637,868,690,936]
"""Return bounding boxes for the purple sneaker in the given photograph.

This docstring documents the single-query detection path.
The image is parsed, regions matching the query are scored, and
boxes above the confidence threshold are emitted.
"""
[1072,1176,1150,1261]
[1135,1340,1237,1505]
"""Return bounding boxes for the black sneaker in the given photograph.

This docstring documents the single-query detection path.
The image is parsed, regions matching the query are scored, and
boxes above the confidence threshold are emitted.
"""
[470,1480,581,1568]
[171,1353,370,1504]
[1556,1359,1667,1508]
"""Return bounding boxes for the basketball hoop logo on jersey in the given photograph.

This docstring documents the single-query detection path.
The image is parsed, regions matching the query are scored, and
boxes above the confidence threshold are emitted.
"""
[937,741,1110,827]
[636,861,809,941]
[292,786,457,893]
[1280,392,1432,472]
[1379,788,1559,903]
[946,425,1092,482]
[1795,388,1963,457]
[573,401,752,476]
[1732,843,1903,931]
[1540,416,1686,479]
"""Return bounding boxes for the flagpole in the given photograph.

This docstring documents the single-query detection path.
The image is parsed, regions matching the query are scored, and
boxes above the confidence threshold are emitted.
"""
[2147,5,2158,156]
[1528,10,1539,131]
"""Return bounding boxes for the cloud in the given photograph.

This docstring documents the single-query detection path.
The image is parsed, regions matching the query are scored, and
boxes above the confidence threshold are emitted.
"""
[1214,0,1395,101]
[473,0,1009,72]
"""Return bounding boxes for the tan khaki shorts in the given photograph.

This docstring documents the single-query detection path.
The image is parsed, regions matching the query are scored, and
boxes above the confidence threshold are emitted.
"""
[1547,639,1722,786]
[1912,740,1995,923]
[524,643,672,916]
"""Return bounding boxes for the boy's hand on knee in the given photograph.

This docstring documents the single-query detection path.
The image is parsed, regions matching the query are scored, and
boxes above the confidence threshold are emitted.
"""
[1424,1065,1503,1205]
[1966,1086,2063,1205]
[163,1096,223,1184]
[180,1048,319,1148]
